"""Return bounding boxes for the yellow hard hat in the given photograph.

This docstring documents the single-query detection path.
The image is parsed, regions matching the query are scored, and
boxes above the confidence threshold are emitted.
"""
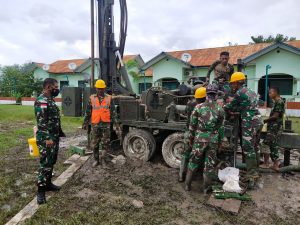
[194,87,206,99]
[95,79,106,88]
[230,72,246,83]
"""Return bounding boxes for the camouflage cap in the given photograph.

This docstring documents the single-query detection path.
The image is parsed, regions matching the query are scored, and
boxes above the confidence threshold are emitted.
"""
[206,84,218,94]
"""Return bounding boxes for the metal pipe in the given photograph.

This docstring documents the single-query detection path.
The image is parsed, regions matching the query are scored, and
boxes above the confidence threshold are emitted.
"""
[90,0,95,86]
[265,65,271,107]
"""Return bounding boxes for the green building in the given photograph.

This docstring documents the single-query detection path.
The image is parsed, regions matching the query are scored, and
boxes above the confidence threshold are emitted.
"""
[142,40,300,102]
[33,55,147,95]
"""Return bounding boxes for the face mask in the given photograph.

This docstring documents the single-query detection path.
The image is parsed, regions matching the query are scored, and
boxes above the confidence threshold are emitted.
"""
[51,88,60,97]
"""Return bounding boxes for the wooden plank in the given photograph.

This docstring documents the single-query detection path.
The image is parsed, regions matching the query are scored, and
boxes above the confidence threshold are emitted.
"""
[221,198,241,214]
[5,155,90,225]
[206,195,224,208]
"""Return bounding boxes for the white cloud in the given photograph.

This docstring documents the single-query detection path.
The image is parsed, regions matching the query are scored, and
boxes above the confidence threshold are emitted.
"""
[0,0,299,65]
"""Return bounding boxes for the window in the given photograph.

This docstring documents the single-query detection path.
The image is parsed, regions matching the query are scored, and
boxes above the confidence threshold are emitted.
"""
[139,83,152,94]
[60,81,69,90]
[78,80,87,88]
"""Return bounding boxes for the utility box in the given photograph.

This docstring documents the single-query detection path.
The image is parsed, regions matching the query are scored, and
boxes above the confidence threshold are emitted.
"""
[62,87,82,117]
[82,87,96,115]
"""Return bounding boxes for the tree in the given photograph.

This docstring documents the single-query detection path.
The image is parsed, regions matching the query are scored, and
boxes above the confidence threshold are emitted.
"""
[125,59,141,82]
[0,63,43,99]
[250,34,296,43]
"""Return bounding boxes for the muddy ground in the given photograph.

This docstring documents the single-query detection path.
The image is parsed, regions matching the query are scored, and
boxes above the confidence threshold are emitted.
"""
[23,147,300,225]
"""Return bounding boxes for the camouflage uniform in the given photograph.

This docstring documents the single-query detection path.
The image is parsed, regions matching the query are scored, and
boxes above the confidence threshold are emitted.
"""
[224,84,263,177]
[34,94,61,187]
[263,98,285,161]
[183,99,198,160]
[188,100,225,181]
[83,93,117,161]
[207,60,234,89]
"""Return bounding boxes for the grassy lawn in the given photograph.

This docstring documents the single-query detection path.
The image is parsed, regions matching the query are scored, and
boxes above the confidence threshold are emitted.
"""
[0,105,83,224]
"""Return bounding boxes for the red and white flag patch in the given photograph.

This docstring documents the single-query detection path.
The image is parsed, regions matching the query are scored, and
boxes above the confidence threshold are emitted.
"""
[40,103,47,109]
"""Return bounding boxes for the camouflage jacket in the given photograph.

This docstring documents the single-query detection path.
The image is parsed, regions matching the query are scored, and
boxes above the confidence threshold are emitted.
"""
[34,94,61,140]
[83,93,118,126]
[206,60,234,82]
[269,97,285,127]
[185,99,198,130]
[189,100,225,144]
[224,85,260,118]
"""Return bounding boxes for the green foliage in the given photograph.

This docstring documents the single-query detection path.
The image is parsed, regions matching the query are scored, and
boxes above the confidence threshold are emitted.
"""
[250,34,296,43]
[125,59,142,82]
[0,63,43,97]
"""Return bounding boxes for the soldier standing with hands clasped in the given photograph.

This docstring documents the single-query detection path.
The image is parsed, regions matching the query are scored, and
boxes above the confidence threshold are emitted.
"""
[82,79,119,167]
[261,87,285,170]
[34,78,66,205]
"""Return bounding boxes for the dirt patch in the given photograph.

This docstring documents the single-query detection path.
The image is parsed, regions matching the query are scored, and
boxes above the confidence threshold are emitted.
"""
[0,133,86,224]
[24,149,300,225]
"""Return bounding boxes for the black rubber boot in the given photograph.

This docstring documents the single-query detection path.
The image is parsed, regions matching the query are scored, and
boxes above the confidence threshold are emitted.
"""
[184,170,194,191]
[203,174,213,195]
[37,186,46,205]
[45,179,61,192]
[178,157,188,182]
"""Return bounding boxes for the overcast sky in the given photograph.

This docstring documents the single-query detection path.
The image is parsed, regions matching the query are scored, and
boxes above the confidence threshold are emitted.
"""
[0,0,299,65]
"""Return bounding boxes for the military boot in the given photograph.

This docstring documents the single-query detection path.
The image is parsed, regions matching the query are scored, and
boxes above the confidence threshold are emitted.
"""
[178,157,188,182]
[203,174,213,195]
[100,150,108,168]
[184,170,194,191]
[37,186,46,205]
[45,179,60,192]
[92,159,99,167]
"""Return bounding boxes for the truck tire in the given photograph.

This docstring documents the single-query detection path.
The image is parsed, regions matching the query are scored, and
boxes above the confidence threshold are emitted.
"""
[162,132,185,168]
[123,129,156,161]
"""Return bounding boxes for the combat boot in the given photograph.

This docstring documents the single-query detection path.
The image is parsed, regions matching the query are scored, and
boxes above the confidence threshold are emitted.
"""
[92,159,99,167]
[37,186,46,205]
[203,174,213,195]
[100,150,108,168]
[45,179,60,192]
[185,170,194,191]
[178,157,188,182]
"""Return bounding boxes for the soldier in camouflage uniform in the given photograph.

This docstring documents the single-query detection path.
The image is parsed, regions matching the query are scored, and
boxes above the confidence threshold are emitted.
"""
[179,87,206,182]
[83,79,118,167]
[224,72,263,185]
[185,84,225,193]
[206,51,234,93]
[34,78,65,205]
[261,87,285,170]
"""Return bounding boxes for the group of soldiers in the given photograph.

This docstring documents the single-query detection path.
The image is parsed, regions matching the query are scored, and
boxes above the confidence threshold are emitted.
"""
[179,51,285,193]
[33,51,285,204]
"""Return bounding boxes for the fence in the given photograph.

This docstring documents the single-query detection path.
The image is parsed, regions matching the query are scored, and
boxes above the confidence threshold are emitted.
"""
[0,97,62,106]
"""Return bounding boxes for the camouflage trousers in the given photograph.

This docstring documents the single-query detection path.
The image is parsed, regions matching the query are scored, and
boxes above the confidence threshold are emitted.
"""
[37,136,59,187]
[182,131,192,160]
[241,117,261,176]
[263,124,282,162]
[188,142,218,180]
[91,123,111,161]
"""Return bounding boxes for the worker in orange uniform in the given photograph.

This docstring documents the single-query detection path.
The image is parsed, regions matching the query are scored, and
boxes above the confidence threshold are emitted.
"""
[82,79,117,167]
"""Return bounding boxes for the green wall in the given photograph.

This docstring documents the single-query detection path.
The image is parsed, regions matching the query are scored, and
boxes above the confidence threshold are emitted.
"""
[152,57,188,84]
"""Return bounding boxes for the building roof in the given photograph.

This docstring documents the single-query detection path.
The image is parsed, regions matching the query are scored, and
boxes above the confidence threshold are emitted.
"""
[143,40,300,69]
[35,54,144,74]
[123,55,137,63]
[145,68,153,77]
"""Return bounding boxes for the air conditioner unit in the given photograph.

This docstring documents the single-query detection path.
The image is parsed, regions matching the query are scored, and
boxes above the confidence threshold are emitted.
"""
[185,70,193,76]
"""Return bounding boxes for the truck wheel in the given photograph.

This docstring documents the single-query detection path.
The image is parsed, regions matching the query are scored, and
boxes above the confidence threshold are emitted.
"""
[162,132,184,168]
[123,129,156,161]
